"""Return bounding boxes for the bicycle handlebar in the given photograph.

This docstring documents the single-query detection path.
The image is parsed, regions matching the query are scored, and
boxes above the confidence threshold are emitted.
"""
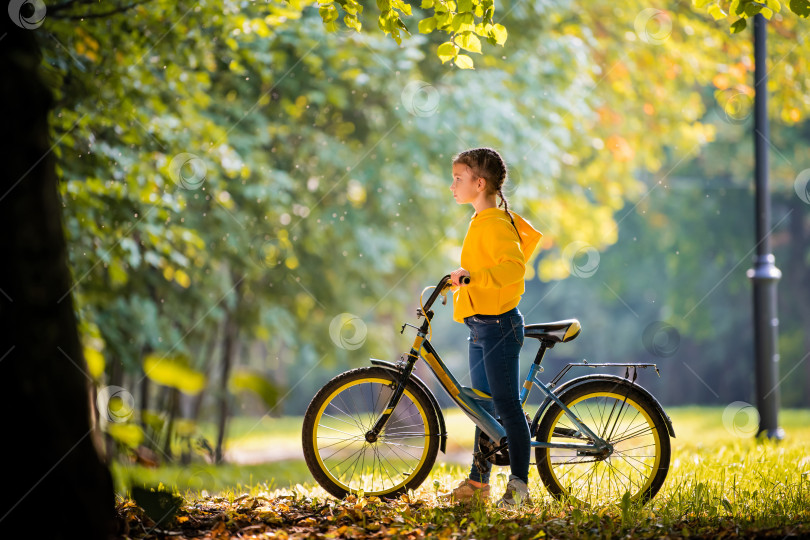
[420,274,470,314]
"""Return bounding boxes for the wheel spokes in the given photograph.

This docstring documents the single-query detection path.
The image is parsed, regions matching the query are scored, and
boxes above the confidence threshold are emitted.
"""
[315,380,428,495]
[547,395,658,506]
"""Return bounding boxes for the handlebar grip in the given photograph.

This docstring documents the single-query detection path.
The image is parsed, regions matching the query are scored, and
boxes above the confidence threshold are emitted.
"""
[460,276,470,284]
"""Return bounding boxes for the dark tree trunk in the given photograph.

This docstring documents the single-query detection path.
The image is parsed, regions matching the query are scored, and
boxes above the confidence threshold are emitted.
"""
[105,353,124,462]
[139,369,150,428]
[163,388,179,460]
[214,275,243,464]
[0,17,114,539]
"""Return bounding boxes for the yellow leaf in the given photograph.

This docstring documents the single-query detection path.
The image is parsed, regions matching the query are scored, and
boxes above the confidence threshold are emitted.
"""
[255,325,270,341]
[107,423,144,448]
[454,32,482,53]
[707,4,727,19]
[454,54,474,69]
[437,41,457,63]
[490,23,507,45]
[84,347,105,379]
[144,354,207,395]
[109,260,128,286]
[229,369,279,408]
[174,269,191,288]
[251,19,271,37]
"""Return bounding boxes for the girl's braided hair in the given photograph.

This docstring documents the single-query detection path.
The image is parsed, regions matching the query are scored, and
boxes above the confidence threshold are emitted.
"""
[452,147,520,239]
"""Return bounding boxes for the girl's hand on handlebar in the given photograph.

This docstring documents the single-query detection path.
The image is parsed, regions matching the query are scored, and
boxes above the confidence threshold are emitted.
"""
[450,268,471,287]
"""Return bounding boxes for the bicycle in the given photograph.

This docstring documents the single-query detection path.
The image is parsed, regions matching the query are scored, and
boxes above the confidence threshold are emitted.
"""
[302,275,675,507]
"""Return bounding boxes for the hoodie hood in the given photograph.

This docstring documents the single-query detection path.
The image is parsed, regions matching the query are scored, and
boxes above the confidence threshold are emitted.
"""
[472,207,543,261]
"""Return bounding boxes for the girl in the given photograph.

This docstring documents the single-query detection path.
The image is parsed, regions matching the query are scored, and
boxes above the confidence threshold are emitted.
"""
[447,147,543,507]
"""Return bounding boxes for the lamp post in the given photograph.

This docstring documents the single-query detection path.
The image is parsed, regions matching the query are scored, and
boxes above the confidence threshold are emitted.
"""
[746,13,784,440]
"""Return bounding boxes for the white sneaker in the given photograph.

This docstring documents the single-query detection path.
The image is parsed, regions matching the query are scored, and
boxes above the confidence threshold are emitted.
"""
[496,475,532,508]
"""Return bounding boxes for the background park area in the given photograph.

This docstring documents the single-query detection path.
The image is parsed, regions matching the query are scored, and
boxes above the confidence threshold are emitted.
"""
[2,0,810,538]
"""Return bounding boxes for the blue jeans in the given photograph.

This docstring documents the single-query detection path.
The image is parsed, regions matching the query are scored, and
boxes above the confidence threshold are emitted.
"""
[464,306,529,485]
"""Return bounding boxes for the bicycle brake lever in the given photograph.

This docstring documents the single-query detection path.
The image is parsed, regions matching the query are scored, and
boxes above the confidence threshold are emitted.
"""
[401,322,420,334]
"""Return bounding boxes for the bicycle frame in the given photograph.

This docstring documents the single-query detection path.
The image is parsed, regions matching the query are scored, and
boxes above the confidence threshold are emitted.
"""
[365,275,620,455]
[415,333,609,452]
[304,274,673,503]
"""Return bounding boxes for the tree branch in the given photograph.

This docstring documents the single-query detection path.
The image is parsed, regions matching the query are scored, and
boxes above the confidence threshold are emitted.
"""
[49,0,153,20]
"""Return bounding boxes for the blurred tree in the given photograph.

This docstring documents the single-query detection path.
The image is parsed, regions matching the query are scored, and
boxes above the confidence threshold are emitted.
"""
[3,6,808,532]
[693,0,810,32]
[0,15,114,539]
[37,0,810,418]
[522,93,809,407]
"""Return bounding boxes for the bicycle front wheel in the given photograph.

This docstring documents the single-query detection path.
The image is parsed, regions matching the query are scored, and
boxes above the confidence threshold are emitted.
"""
[535,379,671,507]
[302,367,439,498]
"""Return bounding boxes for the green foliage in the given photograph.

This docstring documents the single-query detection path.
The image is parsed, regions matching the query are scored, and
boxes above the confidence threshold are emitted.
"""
[142,410,166,435]
[731,17,748,31]
[318,0,510,67]
[113,460,315,496]
[791,0,810,16]
[229,369,280,409]
[83,345,105,379]
[144,354,206,395]
[696,0,809,30]
[107,422,145,449]
[36,0,810,427]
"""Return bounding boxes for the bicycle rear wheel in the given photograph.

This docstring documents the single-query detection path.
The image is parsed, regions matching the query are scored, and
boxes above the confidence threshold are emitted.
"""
[535,380,670,507]
[302,367,439,498]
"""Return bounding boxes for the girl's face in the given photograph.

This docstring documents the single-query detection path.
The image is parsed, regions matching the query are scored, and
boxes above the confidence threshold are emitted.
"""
[450,162,484,204]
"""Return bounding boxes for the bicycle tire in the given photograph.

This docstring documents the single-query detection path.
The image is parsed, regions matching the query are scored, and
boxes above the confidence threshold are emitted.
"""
[535,379,671,506]
[302,367,440,498]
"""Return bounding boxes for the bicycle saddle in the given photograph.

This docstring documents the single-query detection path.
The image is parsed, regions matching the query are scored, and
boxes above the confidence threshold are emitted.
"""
[524,319,581,343]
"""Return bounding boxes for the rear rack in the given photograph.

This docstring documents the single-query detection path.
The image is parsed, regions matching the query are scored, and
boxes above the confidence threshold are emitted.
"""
[547,361,660,389]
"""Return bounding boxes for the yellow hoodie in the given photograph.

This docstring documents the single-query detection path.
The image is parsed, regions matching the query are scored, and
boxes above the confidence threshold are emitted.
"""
[452,207,543,324]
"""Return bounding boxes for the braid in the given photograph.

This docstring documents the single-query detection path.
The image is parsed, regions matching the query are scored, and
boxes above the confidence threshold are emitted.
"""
[498,187,520,240]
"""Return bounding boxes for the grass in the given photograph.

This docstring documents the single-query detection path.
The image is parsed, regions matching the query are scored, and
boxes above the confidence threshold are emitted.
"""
[116,407,810,538]
[112,460,312,496]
